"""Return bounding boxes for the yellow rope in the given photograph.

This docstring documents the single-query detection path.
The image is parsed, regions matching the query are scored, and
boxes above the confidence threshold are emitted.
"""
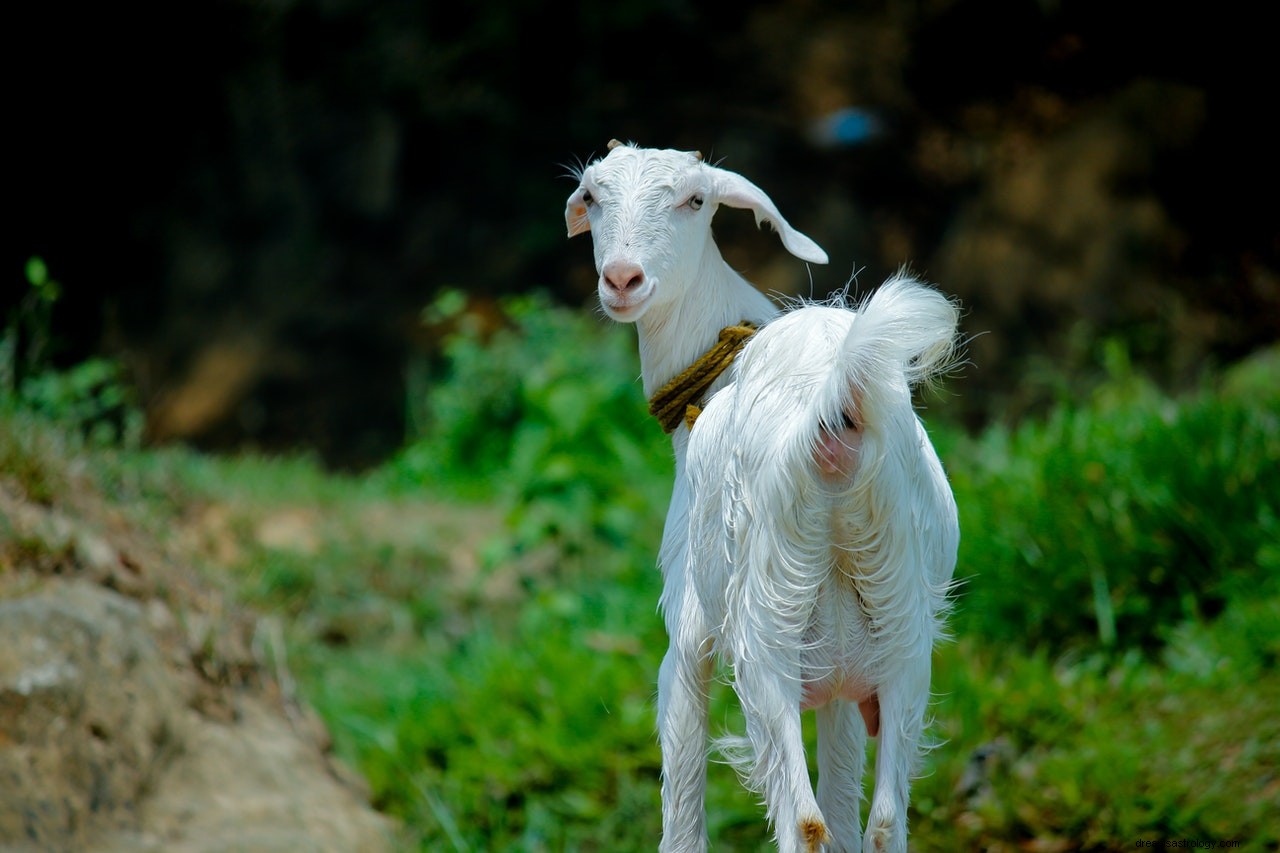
[647,322,757,434]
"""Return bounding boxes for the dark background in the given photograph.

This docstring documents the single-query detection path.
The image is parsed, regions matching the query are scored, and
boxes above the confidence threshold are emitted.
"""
[9,0,1277,468]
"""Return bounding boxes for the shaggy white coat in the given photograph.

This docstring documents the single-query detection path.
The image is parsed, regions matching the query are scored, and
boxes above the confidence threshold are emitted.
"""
[565,142,960,853]
[687,279,959,853]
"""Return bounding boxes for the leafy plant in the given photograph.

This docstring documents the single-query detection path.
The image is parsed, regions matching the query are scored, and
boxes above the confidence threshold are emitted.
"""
[389,290,672,559]
[3,257,62,396]
[945,342,1280,655]
[3,257,142,446]
[17,357,143,447]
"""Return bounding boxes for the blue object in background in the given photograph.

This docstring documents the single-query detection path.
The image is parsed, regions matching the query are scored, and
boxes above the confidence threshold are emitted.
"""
[809,106,885,148]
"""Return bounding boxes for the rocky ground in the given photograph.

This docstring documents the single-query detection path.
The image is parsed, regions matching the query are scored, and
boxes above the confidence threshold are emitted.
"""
[0,467,396,852]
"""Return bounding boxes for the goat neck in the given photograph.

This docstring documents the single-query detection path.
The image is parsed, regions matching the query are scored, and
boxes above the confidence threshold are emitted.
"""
[634,238,780,402]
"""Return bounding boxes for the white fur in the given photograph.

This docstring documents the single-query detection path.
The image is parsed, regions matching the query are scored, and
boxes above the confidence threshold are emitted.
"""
[565,142,959,853]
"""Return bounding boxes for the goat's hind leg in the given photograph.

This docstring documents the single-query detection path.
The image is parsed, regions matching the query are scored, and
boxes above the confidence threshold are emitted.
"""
[734,656,827,853]
[863,661,929,853]
[816,699,868,853]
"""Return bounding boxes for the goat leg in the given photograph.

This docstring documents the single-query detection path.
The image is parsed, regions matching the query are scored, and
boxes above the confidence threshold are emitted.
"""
[656,570,713,852]
[816,699,868,852]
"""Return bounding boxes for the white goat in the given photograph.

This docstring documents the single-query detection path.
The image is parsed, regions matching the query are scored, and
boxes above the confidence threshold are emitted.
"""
[565,141,959,853]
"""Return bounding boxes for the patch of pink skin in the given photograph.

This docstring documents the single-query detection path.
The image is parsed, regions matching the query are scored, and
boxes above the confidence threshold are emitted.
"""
[815,422,862,481]
[802,680,881,738]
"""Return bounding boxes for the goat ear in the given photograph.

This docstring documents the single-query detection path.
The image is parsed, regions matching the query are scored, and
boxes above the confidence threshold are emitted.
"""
[565,186,591,237]
[712,169,828,265]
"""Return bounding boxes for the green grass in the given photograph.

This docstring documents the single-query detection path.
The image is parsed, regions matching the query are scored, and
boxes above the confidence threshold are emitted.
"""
[277,319,1280,851]
[4,297,1277,852]
[919,635,1280,851]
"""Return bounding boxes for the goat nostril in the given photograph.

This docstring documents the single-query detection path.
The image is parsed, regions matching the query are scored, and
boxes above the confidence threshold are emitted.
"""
[604,263,645,294]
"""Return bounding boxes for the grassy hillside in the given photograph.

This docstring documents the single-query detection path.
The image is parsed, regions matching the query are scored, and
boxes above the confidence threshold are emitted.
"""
[3,295,1277,851]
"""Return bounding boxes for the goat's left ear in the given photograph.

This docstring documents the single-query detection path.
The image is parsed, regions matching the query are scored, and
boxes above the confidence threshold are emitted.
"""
[712,169,828,265]
[565,186,591,238]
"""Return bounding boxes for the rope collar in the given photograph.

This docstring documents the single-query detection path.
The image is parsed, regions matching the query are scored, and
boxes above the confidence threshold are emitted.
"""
[647,322,757,434]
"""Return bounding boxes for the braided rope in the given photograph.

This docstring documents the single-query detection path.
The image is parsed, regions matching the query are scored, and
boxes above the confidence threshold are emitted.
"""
[647,322,757,434]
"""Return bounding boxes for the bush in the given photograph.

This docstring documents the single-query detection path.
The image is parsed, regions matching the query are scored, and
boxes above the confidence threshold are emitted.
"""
[388,290,672,559]
[946,344,1280,654]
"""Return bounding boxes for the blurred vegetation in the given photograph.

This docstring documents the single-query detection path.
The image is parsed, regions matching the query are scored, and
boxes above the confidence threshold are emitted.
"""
[10,0,1276,465]
[2,258,143,448]
[947,342,1280,654]
[390,289,672,558]
[7,291,1275,851]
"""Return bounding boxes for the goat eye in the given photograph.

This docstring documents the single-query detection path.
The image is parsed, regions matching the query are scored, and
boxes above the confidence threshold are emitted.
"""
[582,189,594,205]
[686,194,704,210]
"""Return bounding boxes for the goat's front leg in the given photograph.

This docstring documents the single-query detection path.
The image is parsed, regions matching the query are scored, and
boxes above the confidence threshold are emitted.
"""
[863,659,929,853]
[816,699,868,852]
[657,569,713,853]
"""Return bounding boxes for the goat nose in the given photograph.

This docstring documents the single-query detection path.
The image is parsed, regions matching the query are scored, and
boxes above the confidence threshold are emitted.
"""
[602,260,645,294]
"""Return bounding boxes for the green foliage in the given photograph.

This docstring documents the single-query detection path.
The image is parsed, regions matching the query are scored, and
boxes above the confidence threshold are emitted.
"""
[15,297,1272,851]
[3,257,142,446]
[15,357,144,447]
[918,639,1280,851]
[354,326,1280,849]
[300,576,671,851]
[2,257,61,393]
[389,290,672,558]
[945,342,1280,655]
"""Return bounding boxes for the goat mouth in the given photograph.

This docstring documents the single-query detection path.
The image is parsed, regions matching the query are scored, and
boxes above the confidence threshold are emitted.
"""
[602,300,645,319]
[598,282,655,321]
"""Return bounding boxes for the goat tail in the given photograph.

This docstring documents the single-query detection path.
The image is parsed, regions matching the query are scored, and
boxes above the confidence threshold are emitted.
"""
[840,271,961,395]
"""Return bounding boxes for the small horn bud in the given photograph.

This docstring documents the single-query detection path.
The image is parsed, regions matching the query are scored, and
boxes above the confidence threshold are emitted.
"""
[607,138,623,150]
[694,150,703,161]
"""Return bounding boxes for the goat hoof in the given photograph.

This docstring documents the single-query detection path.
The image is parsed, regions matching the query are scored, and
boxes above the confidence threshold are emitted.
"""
[800,816,829,852]
[863,823,904,853]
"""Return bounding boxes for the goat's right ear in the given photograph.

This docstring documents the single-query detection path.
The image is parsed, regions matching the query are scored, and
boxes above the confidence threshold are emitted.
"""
[711,169,828,265]
[565,186,591,238]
